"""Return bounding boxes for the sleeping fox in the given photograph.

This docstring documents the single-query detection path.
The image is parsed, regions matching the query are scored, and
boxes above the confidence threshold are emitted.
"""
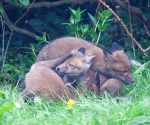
[21,48,98,101]
[36,37,134,85]
[33,37,133,96]
[21,48,76,101]
[55,48,98,95]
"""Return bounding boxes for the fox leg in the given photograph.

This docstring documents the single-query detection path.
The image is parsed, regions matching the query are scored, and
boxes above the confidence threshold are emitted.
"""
[100,78,122,97]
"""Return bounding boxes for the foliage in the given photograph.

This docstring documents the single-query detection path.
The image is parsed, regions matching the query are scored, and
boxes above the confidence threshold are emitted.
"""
[0,1,149,85]
[0,34,48,84]
[63,7,112,46]
[0,7,4,14]
[64,7,150,62]
[0,53,34,84]
[0,62,150,124]
[0,1,149,124]
[0,91,20,123]
[12,0,29,5]
[36,32,49,44]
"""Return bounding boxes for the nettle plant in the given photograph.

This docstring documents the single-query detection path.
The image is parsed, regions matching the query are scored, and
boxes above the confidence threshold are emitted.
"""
[63,7,112,46]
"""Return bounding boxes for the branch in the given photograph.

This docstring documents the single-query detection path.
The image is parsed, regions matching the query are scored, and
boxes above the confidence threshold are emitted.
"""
[2,0,98,38]
[1,11,37,39]
[4,0,97,10]
[99,0,150,56]
[0,0,36,72]
[106,0,149,26]
[0,0,37,39]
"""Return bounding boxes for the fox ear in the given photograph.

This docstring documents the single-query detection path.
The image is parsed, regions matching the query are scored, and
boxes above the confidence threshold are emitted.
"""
[103,49,116,62]
[86,54,97,63]
[77,47,85,54]
[111,42,123,52]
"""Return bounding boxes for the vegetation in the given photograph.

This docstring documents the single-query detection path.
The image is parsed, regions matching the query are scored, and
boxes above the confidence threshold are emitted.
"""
[0,61,150,125]
[0,0,150,124]
[0,0,150,83]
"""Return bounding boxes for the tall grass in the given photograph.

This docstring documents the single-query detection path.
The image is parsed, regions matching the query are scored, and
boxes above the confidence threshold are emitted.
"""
[0,61,150,125]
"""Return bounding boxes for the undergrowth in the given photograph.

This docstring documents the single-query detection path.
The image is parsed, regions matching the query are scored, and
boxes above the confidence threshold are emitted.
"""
[0,61,150,125]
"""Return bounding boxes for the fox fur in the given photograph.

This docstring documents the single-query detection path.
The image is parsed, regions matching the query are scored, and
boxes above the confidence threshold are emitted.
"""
[21,48,98,100]
[55,49,98,95]
[21,49,78,101]
[34,37,134,96]
[36,37,134,84]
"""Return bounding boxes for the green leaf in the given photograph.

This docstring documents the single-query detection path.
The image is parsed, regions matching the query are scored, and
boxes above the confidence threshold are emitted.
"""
[89,29,98,39]
[82,24,89,32]
[88,13,97,25]
[68,24,77,32]
[101,10,112,18]
[105,10,112,18]
[77,7,81,13]
[0,91,4,97]
[42,32,46,41]
[74,16,82,24]
[19,0,29,6]
[98,24,107,32]
[36,36,45,42]
[79,24,89,33]
[80,9,86,14]
[12,0,18,5]
[0,104,15,116]
[69,8,77,16]
[77,7,86,15]
[105,19,113,22]
[97,12,104,21]
[0,7,4,14]
[30,44,35,52]
[70,15,74,24]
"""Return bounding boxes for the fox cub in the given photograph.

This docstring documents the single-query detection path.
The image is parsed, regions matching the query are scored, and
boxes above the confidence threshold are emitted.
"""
[36,37,134,84]
[35,37,134,96]
[21,48,98,100]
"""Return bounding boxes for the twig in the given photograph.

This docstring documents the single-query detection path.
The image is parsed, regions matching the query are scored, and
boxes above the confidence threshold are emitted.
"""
[144,25,150,36]
[107,0,149,26]
[1,31,13,72]
[124,0,136,59]
[25,20,51,41]
[1,0,35,72]
[0,16,5,60]
[1,1,37,39]
[4,0,97,10]
[0,31,10,37]
[9,47,39,59]
[0,16,12,30]
[14,0,35,26]
[99,0,150,56]
[94,2,101,20]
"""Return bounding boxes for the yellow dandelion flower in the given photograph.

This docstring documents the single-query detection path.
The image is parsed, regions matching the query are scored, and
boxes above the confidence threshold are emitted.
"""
[67,99,74,109]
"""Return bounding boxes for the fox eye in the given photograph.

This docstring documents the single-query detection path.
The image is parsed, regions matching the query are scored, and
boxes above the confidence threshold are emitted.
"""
[68,63,74,68]
[122,69,128,73]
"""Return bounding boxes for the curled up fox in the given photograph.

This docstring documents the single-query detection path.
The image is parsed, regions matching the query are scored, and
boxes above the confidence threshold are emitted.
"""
[21,47,98,100]
[21,37,134,100]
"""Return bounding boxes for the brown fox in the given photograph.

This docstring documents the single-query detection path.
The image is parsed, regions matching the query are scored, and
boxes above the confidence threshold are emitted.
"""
[55,49,98,95]
[21,49,76,101]
[94,74,122,96]
[36,37,134,85]
[55,49,97,85]
[21,48,97,100]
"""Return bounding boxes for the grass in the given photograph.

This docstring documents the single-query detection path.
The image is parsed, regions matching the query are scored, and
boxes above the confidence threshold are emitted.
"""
[0,61,150,125]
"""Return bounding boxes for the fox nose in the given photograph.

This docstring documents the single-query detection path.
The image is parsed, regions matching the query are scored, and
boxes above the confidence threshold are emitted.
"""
[56,66,60,71]
[131,79,134,83]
